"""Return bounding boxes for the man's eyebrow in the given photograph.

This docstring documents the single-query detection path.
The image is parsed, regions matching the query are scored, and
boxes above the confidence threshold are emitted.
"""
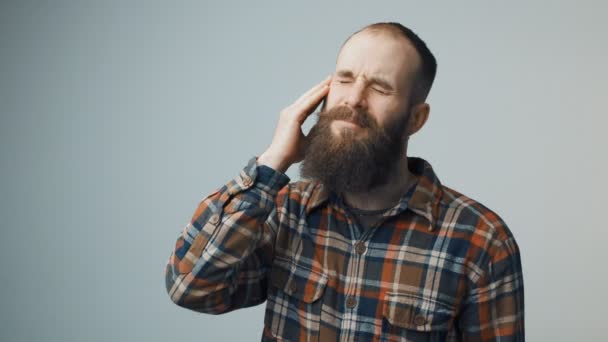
[335,69,395,91]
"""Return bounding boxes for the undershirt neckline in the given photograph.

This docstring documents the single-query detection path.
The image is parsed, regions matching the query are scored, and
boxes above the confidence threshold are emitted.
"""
[343,204,392,216]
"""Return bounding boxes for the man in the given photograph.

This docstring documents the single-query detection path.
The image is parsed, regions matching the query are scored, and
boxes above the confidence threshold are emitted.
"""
[165,22,525,341]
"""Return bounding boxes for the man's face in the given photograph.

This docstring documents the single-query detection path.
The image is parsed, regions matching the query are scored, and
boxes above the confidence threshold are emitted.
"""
[299,31,421,195]
[325,30,421,135]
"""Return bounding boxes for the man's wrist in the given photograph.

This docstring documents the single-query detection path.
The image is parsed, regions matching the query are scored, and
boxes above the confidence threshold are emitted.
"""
[257,151,289,174]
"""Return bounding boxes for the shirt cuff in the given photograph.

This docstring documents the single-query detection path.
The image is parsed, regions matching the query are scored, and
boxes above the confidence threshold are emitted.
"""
[253,156,290,193]
[226,156,291,197]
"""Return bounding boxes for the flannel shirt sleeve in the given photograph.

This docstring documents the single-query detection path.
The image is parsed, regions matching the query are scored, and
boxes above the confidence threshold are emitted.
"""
[165,156,290,314]
[459,225,525,341]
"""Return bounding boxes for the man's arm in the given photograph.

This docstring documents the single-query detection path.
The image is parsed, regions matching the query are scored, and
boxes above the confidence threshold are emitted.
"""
[459,228,525,341]
[164,157,290,314]
[164,75,331,314]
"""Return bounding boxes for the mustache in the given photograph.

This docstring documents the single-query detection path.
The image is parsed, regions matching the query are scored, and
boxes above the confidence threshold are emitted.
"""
[317,105,375,129]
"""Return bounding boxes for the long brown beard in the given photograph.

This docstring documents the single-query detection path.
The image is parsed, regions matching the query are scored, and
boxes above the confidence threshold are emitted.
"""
[299,105,409,195]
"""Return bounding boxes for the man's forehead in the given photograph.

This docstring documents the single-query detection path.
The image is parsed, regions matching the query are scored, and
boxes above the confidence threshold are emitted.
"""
[336,30,421,84]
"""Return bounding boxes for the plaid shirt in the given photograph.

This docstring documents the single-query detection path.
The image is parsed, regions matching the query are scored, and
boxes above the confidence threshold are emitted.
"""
[165,155,525,341]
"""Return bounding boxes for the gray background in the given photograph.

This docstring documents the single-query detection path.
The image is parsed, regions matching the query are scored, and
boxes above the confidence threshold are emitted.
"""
[1,1,606,341]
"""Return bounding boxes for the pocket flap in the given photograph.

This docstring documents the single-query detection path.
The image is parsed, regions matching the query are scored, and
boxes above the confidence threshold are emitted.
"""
[270,258,328,303]
[383,292,455,332]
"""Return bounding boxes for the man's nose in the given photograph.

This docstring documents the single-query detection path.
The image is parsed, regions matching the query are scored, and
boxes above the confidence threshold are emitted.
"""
[343,80,368,109]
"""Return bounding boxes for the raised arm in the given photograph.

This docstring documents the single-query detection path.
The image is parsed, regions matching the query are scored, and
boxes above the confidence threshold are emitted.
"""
[165,75,331,314]
[165,157,290,314]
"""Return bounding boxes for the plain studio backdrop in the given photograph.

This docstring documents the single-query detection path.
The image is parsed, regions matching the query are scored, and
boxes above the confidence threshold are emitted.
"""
[1,1,606,341]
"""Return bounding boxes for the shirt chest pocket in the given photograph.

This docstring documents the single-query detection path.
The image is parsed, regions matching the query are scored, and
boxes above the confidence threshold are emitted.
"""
[382,292,457,341]
[265,258,328,341]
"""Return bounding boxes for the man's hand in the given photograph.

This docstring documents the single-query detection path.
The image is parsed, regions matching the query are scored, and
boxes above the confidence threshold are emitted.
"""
[257,75,332,173]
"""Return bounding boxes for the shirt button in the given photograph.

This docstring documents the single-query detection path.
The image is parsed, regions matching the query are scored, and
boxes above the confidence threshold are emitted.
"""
[414,315,427,326]
[209,214,220,225]
[289,281,297,294]
[345,296,357,308]
[242,176,252,187]
[354,241,366,255]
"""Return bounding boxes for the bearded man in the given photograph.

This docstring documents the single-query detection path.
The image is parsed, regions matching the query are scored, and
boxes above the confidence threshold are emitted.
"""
[165,22,525,342]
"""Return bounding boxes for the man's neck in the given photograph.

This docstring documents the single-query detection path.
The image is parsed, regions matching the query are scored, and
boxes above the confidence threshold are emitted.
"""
[341,156,417,211]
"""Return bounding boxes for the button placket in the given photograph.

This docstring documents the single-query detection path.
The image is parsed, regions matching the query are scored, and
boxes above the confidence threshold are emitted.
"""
[345,239,364,312]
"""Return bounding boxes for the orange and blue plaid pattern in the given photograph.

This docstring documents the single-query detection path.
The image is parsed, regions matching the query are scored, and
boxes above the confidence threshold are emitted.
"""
[165,156,524,341]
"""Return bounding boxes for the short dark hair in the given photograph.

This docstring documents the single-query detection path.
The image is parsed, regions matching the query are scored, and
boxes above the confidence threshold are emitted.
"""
[342,22,437,105]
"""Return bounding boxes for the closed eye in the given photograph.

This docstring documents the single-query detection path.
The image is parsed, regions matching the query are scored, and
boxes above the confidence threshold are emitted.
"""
[334,77,391,95]
[372,87,389,95]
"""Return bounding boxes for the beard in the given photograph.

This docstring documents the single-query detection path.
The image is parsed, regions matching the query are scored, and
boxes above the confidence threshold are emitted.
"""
[299,104,410,196]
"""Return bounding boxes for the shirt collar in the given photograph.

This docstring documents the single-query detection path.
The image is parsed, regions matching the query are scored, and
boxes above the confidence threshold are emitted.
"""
[304,156,443,231]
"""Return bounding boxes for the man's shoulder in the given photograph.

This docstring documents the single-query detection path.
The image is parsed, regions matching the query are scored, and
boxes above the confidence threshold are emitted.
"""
[438,184,517,246]
[438,184,523,287]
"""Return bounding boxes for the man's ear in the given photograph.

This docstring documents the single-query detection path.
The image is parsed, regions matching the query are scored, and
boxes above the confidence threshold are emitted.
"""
[406,102,430,136]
